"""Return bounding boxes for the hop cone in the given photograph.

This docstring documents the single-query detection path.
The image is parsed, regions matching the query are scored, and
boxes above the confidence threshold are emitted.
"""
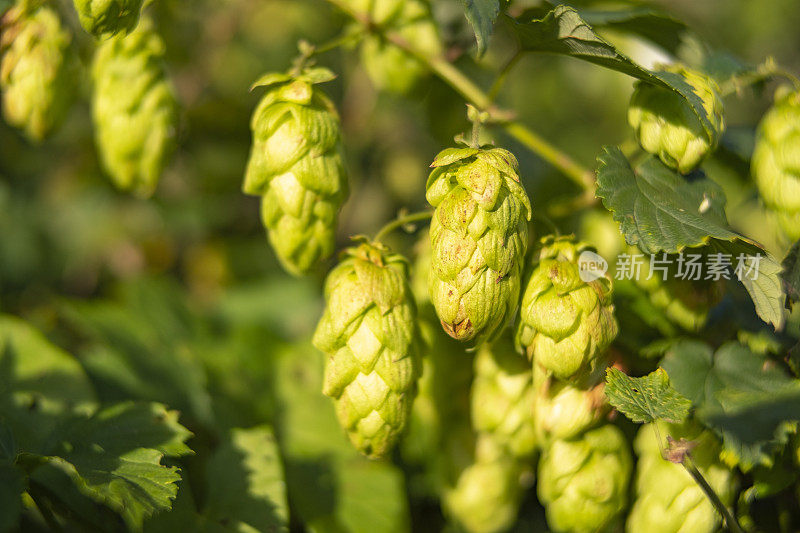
[359,0,441,94]
[628,64,724,173]
[516,236,618,381]
[471,334,536,458]
[92,17,176,197]
[427,146,531,343]
[1,4,76,141]
[243,68,348,275]
[752,86,800,240]
[73,0,143,37]
[627,422,735,533]
[538,424,632,533]
[313,241,419,458]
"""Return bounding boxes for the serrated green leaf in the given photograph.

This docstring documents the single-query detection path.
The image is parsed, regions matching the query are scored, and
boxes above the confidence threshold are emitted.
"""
[205,426,288,532]
[581,7,689,54]
[459,0,500,56]
[604,367,691,424]
[0,422,14,462]
[780,239,800,308]
[511,6,714,139]
[0,463,23,533]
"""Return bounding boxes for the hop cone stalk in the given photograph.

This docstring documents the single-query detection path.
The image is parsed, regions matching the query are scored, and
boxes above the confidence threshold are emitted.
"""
[73,0,144,37]
[313,241,419,458]
[243,68,348,276]
[628,64,724,173]
[516,236,618,381]
[92,17,177,197]
[427,146,532,343]
[1,4,76,141]
[627,422,735,533]
[538,424,632,533]
[752,86,800,240]
[471,335,536,458]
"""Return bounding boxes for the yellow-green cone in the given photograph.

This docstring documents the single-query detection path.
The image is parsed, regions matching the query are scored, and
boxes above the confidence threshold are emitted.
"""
[1,4,76,141]
[427,146,531,343]
[516,236,618,381]
[628,64,724,173]
[91,17,177,197]
[313,241,419,458]
[627,421,736,533]
[244,67,349,276]
[73,0,144,37]
[752,86,800,241]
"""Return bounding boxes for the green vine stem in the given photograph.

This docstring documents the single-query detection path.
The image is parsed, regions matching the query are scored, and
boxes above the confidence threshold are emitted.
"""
[374,210,434,243]
[324,0,596,193]
[718,57,800,97]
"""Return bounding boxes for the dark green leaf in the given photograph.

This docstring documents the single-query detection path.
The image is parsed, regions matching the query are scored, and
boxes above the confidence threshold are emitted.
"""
[604,367,691,424]
[0,463,23,533]
[581,7,688,54]
[459,0,500,56]
[780,239,800,308]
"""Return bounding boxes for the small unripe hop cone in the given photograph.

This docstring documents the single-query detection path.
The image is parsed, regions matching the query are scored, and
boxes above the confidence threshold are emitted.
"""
[427,146,532,343]
[73,0,144,37]
[313,240,419,458]
[628,64,724,173]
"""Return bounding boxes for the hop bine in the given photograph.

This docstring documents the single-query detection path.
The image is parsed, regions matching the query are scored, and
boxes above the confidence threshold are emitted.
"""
[516,236,618,381]
[752,86,800,241]
[243,67,349,276]
[628,64,724,173]
[427,146,531,343]
[312,240,419,458]
[73,0,144,37]
[1,3,77,141]
[91,17,177,197]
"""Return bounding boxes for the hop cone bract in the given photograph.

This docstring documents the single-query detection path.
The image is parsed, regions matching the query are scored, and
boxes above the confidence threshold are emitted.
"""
[91,17,176,196]
[427,146,531,343]
[244,68,348,275]
[1,4,76,141]
[73,0,143,37]
[628,64,724,173]
[538,424,632,533]
[313,241,419,458]
[752,86,800,240]
[516,236,618,380]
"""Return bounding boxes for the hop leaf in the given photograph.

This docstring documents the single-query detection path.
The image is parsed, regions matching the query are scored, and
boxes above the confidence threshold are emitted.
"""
[427,146,531,343]
[73,0,144,37]
[605,367,691,424]
[91,17,177,197]
[312,241,420,458]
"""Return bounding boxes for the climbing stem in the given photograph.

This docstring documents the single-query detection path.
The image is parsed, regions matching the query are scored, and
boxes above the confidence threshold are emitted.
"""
[682,456,744,533]
[374,210,434,243]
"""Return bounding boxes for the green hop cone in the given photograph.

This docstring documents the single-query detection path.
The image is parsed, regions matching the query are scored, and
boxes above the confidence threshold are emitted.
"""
[1,4,77,141]
[627,422,735,533]
[427,146,532,343]
[471,334,536,458]
[516,236,618,381]
[92,17,177,197]
[538,424,632,533]
[73,0,144,37]
[243,67,349,276]
[359,0,441,94]
[312,240,419,458]
[628,64,724,173]
[752,86,800,241]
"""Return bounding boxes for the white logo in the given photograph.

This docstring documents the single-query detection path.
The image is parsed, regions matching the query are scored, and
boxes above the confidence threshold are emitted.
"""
[578,250,608,282]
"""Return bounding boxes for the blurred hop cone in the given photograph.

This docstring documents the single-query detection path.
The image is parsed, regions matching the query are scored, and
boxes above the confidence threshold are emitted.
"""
[752,85,800,241]
[1,3,77,141]
[312,240,419,458]
[91,17,177,197]
[243,67,349,276]
[516,236,618,381]
[628,63,724,173]
[427,146,531,343]
[73,0,144,37]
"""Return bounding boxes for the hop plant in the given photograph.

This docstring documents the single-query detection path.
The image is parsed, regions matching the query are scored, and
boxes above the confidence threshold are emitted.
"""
[752,86,800,241]
[92,17,177,197]
[1,4,76,141]
[516,236,618,381]
[628,64,724,173]
[312,240,419,458]
[427,146,532,343]
[538,424,632,533]
[627,422,735,533]
[73,0,144,37]
[243,67,349,275]
[471,335,537,458]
